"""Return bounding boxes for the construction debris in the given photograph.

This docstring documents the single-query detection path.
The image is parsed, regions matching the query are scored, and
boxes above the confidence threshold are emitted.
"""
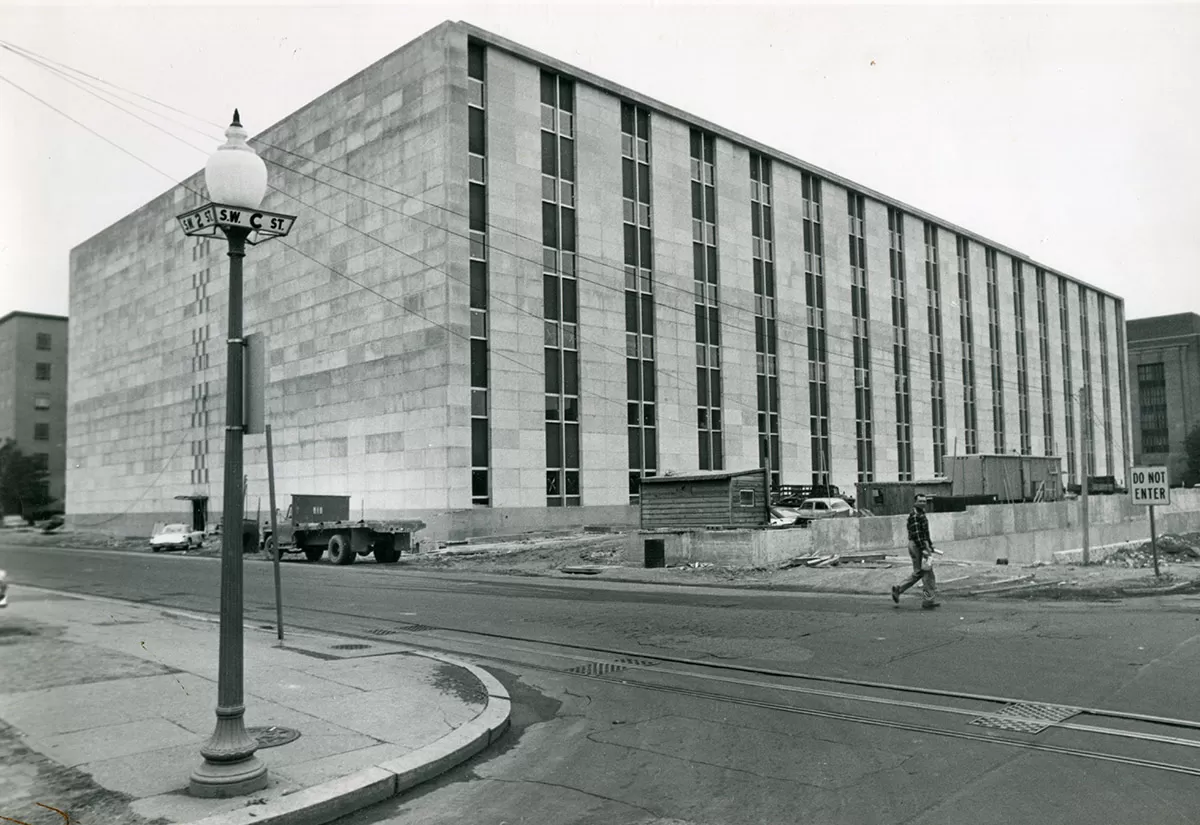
[1104,533,1200,569]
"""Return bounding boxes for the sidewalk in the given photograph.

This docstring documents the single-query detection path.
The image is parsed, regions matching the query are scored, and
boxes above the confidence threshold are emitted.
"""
[0,586,510,825]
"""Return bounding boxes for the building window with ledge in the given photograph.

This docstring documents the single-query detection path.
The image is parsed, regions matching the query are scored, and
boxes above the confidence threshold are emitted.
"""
[36,333,51,351]
[692,128,723,471]
[752,153,781,489]
[34,394,50,410]
[34,422,49,441]
[35,362,51,381]
[623,102,657,504]
[888,207,913,480]
[467,39,491,506]
[33,453,49,471]
[543,70,581,507]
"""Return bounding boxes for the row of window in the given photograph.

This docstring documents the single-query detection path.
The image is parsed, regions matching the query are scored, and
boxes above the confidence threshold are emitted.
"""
[468,40,491,506]
[543,70,581,507]
[463,47,1131,502]
[848,192,873,482]
[624,102,658,502]
[1138,363,1168,454]
[956,236,978,455]
[692,129,724,472]
[888,208,914,480]
[751,153,782,489]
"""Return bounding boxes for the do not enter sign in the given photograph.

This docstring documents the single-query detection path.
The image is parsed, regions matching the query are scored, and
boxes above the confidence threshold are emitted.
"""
[1130,466,1171,506]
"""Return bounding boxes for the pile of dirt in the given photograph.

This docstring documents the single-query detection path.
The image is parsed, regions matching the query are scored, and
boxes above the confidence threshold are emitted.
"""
[1104,534,1200,568]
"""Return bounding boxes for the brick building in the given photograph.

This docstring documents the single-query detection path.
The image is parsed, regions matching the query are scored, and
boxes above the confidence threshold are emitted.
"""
[0,311,69,511]
[67,21,1131,540]
[1128,313,1200,484]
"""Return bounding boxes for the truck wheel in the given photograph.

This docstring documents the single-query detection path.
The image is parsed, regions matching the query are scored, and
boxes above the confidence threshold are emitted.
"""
[263,537,278,561]
[304,547,324,563]
[328,533,354,565]
[374,538,398,564]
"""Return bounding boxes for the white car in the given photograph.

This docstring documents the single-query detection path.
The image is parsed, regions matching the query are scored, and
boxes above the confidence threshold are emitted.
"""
[795,497,856,526]
[0,570,7,608]
[149,523,204,552]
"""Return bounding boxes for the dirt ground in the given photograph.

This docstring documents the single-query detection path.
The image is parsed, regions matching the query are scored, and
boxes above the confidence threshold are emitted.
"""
[7,527,1200,599]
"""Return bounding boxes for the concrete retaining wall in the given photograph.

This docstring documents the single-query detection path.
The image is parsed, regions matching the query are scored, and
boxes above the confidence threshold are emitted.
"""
[623,527,814,567]
[809,489,1200,564]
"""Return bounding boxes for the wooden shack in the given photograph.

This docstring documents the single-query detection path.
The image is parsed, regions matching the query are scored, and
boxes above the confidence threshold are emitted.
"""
[639,468,770,530]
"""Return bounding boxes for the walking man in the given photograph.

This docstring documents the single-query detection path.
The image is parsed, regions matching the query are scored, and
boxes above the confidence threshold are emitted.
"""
[892,494,939,609]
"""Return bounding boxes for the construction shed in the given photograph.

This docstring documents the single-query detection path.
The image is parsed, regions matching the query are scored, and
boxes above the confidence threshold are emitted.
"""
[945,454,1063,502]
[639,468,770,530]
[856,480,953,517]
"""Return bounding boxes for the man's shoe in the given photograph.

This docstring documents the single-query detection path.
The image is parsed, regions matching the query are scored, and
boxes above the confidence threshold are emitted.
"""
[921,602,941,610]
[891,586,900,604]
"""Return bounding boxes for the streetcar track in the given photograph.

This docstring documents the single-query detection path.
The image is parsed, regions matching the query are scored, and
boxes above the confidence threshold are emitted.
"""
[16,581,1200,778]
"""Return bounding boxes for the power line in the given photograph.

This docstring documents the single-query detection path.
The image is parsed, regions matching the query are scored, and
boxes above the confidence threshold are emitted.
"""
[1,41,1127,472]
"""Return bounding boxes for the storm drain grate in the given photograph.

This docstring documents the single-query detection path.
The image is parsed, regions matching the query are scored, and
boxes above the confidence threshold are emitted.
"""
[330,643,372,651]
[367,628,401,636]
[404,624,436,632]
[564,658,659,679]
[969,702,1081,734]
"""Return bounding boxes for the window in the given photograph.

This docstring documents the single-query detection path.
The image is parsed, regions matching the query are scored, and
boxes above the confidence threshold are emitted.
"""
[34,395,50,410]
[739,489,756,506]
[467,38,490,507]
[34,422,49,441]
[1138,362,1168,454]
[33,453,49,471]
[35,362,51,381]
[36,333,51,351]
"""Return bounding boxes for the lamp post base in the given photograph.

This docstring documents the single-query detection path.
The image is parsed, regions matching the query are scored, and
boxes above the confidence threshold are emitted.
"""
[189,754,269,798]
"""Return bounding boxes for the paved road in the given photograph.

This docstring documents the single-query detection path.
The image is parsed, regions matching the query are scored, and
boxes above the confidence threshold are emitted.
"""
[4,540,1200,824]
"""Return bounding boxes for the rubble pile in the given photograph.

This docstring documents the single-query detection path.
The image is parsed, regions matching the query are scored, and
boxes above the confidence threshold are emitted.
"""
[1104,534,1200,569]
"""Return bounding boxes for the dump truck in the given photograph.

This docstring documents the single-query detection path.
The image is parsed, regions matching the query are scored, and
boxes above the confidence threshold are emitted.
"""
[261,494,425,566]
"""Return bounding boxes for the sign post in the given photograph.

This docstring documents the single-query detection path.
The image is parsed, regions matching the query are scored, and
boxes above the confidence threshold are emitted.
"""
[1130,466,1171,578]
[266,424,283,641]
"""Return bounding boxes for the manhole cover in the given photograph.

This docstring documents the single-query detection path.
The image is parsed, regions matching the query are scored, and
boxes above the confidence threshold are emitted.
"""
[247,726,301,748]
[331,643,372,650]
[969,702,1081,734]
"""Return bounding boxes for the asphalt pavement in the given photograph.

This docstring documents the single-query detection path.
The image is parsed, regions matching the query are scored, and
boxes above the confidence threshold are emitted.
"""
[3,538,1200,825]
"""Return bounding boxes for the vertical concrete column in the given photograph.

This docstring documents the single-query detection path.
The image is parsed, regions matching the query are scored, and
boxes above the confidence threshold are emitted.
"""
[714,139,758,471]
[819,179,858,485]
[771,165,810,481]
[864,198,896,480]
[574,84,627,505]
[938,227,964,462]
[969,241,994,452]
[649,117,698,475]
[904,215,934,477]
[485,50,545,507]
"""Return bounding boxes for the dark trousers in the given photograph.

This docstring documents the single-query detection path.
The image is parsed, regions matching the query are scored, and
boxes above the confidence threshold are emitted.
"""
[896,540,937,604]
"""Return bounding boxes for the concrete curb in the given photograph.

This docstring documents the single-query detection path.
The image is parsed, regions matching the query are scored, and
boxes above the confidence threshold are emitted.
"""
[182,659,510,825]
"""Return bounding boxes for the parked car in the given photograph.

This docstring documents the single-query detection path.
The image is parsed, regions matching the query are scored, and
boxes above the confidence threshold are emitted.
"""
[149,523,204,552]
[0,570,7,608]
[769,506,803,526]
[795,497,856,526]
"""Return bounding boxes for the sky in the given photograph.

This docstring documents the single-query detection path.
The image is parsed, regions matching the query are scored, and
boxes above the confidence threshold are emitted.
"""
[1,1,1198,322]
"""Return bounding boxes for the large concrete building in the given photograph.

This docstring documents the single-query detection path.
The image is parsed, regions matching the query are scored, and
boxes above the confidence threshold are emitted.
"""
[67,21,1131,540]
[1128,313,1200,484]
[0,311,69,510]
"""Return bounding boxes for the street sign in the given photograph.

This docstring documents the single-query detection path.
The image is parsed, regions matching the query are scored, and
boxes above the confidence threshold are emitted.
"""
[177,203,296,244]
[1130,465,1171,506]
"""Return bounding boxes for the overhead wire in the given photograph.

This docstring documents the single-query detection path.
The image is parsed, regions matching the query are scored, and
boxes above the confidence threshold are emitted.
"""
[0,39,1123,468]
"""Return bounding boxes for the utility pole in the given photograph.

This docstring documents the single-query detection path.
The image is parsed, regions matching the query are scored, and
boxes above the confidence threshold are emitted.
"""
[1080,387,1090,565]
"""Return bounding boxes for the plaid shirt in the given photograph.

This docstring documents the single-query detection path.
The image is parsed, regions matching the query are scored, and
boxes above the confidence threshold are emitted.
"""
[907,507,932,551]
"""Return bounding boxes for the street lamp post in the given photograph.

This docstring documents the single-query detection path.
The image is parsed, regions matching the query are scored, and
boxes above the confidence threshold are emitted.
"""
[177,111,296,798]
